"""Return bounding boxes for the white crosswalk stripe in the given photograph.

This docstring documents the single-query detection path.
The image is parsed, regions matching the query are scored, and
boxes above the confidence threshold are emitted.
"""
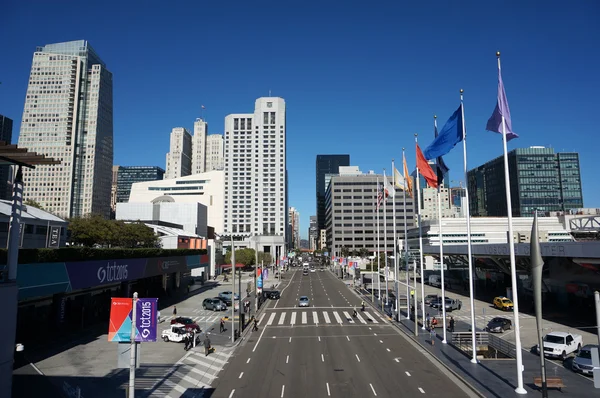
[355,312,367,324]
[278,312,286,325]
[290,312,297,325]
[323,312,331,323]
[313,311,319,325]
[267,313,276,326]
[302,312,307,324]
[365,312,378,323]
[343,311,355,323]
[258,313,266,323]
[333,311,343,324]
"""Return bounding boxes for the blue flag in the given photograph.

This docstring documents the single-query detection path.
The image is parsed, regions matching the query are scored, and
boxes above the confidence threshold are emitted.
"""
[434,122,450,184]
[423,105,463,160]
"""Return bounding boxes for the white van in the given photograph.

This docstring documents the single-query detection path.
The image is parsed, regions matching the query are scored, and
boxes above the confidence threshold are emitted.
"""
[429,275,441,288]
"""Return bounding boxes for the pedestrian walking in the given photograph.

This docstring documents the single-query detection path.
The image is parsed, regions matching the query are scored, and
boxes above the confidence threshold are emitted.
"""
[173,306,177,316]
[252,317,258,332]
[204,335,211,356]
[426,313,431,330]
[430,328,436,346]
[220,318,225,333]
[449,316,455,333]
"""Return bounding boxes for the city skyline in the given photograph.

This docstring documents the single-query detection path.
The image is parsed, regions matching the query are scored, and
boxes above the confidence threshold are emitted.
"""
[1,2,598,239]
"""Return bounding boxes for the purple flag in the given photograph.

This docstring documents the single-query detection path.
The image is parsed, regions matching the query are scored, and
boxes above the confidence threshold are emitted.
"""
[486,67,518,141]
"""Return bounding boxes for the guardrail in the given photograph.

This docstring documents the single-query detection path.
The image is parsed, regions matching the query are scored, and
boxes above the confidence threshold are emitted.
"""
[451,332,489,353]
[488,333,517,358]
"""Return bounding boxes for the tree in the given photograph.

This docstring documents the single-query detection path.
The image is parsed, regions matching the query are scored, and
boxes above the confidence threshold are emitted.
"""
[24,199,44,210]
[340,246,350,257]
[257,251,273,265]
[67,215,159,248]
[358,247,369,258]
[225,248,256,266]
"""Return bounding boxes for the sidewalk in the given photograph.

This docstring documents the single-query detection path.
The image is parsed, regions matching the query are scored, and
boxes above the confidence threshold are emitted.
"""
[357,287,600,397]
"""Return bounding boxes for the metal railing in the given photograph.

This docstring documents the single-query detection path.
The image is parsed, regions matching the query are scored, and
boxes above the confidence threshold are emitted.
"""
[488,333,517,358]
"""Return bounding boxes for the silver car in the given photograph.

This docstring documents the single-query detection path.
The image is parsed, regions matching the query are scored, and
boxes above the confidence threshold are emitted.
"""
[572,344,599,376]
[298,296,310,307]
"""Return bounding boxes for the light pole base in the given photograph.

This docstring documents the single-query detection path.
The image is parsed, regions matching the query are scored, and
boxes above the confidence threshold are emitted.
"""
[442,339,447,344]
[470,358,478,364]
[515,387,527,395]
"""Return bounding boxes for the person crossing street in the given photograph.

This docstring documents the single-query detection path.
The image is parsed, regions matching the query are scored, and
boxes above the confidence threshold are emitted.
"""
[204,335,211,356]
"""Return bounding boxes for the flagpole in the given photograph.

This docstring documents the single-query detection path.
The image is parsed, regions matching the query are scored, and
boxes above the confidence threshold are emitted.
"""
[391,161,400,322]
[498,52,526,394]
[383,169,389,315]
[460,89,478,364]
[401,152,410,323]
[415,134,426,330]
[435,115,448,344]
[377,177,382,310]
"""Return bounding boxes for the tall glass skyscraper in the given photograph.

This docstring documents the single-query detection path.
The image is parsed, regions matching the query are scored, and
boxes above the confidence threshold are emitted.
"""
[17,40,113,218]
[316,155,350,231]
[116,166,165,203]
[467,147,584,217]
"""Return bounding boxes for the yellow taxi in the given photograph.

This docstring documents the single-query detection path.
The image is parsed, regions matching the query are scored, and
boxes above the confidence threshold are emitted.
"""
[493,296,514,311]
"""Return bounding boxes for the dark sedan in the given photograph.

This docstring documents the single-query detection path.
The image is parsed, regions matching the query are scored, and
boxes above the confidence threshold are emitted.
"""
[170,316,201,332]
[263,290,280,300]
[486,317,512,333]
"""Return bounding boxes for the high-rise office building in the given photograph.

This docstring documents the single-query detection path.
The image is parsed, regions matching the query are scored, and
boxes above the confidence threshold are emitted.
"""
[224,97,287,257]
[316,155,350,231]
[468,147,584,217]
[18,40,113,218]
[206,134,224,171]
[288,207,300,249]
[191,118,207,174]
[0,115,13,200]
[325,167,415,255]
[165,127,192,179]
[116,166,164,203]
[110,165,119,218]
[309,215,318,250]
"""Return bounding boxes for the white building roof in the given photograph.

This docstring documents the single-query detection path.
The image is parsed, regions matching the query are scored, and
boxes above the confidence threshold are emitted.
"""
[0,200,67,223]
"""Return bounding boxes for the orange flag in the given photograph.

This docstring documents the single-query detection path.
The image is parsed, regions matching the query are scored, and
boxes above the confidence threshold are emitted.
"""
[402,152,413,198]
[416,144,438,189]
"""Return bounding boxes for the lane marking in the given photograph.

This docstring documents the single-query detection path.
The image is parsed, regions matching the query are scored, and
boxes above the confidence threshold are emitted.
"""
[379,340,383,344]
[258,313,266,323]
[333,311,343,324]
[386,348,391,352]
[326,382,331,396]
[278,312,286,325]
[343,311,355,323]
[365,312,378,323]
[286,355,289,364]
[356,354,361,362]
[374,333,377,336]
[394,358,399,363]
[267,313,276,326]
[370,383,377,396]
[318,336,321,342]
[405,371,411,376]
[346,336,350,341]
[419,387,425,393]
[281,384,285,398]
[229,389,235,398]
[252,319,268,352]
[239,372,244,379]
[246,358,251,363]
[290,312,297,325]
[289,337,292,343]
[323,312,331,323]
[321,353,325,362]
[313,311,319,325]
[302,312,308,324]
[356,313,367,324]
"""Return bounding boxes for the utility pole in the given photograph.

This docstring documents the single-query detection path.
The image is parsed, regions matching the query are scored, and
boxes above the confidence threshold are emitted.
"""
[254,236,259,313]
[231,235,236,342]
[128,292,138,398]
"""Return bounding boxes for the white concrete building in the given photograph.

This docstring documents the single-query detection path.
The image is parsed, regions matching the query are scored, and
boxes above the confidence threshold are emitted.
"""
[420,186,458,221]
[223,97,287,260]
[288,207,300,249]
[127,170,224,234]
[191,119,207,174]
[165,127,192,179]
[206,134,224,171]
[18,40,113,218]
[116,201,208,237]
[320,229,327,250]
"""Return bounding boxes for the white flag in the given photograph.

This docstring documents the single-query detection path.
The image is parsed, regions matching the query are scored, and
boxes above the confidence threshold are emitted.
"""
[383,170,395,198]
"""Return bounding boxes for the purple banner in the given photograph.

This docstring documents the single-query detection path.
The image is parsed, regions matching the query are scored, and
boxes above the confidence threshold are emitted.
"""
[65,258,147,290]
[263,268,268,280]
[135,298,158,342]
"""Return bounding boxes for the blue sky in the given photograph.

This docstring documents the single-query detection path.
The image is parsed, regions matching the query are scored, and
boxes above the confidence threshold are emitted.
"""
[2,1,599,239]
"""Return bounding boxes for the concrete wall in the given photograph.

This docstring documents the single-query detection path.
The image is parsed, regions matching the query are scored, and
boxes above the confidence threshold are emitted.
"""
[0,283,18,398]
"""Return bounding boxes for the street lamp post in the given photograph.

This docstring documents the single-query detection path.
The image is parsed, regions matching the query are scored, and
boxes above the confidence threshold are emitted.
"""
[231,234,235,342]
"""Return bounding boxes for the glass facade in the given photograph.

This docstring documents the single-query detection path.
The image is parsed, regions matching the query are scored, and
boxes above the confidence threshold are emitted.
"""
[116,166,164,203]
[467,147,584,217]
[316,155,350,231]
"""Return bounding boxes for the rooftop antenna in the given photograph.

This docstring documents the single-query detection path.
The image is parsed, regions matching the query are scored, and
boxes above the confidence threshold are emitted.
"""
[200,104,205,121]
[269,89,272,97]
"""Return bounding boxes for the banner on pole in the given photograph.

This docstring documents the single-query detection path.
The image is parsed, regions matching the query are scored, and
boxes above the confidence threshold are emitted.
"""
[108,297,158,342]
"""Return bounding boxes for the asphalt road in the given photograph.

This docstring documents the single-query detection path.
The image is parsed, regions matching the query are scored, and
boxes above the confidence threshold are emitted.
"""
[210,268,477,398]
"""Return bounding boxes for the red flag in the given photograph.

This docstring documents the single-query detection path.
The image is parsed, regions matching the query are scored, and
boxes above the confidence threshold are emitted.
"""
[416,144,438,189]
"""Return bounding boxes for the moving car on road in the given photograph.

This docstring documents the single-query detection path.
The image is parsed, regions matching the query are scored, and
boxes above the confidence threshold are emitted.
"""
[162,324,200,344]
[264,290,281,300]
[572,344,600,375]
[310,268,316,273]
[536,331,583,360]
[170,316,201,332]
[424,294,439,305]
[299,296,310,307]
[485,317,512,333]
[493,296,514,311]
[203,297,227,311]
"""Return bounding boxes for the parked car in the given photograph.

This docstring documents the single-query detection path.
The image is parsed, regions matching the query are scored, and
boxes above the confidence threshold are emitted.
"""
[310,268,316,273]
[424,294,439,305]
[493,296,514,311]
[572,345,599,376]
[264,290,281,300]
[444,298,462,311]
[203,297,227,311]
[170,316,200,332]
[303,269,308,276]
[299,296,310,307]
[218,291,240,302]
[486,317,512,333]
[536,331,583,360]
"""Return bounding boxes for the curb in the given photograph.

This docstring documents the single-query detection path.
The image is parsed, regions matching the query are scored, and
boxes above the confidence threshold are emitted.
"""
[349,286,486,398]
